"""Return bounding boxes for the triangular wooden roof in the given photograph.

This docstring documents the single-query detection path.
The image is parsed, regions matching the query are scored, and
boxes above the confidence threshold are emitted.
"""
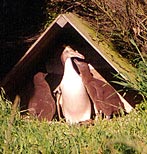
[60,13,136,81]
[1,13,139,109]
[2,13,136,86]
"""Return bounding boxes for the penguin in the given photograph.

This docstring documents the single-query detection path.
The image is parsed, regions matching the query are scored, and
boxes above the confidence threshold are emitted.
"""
[73,58,124,119]
[54,46,91,124]
[28,72,56,121]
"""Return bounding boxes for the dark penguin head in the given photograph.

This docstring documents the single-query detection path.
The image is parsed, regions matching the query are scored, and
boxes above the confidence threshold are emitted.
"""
[33,72,48,86]
[73,58,93,80]
[61,46,85,65]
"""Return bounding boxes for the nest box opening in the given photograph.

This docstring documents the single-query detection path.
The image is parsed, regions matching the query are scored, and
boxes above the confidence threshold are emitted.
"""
[2,14,142,111]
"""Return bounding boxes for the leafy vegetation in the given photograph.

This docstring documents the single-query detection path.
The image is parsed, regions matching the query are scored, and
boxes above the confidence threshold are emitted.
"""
[124,60,147,100]
[0,88,147,154]
[113,46,147,101]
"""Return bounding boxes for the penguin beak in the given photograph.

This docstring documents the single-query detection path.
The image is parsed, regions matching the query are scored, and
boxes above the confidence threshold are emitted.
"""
[73,57,85,64]
[64,46,85,59]
[73,51,85,59]
[77,52,85,59]
[44,73,48,77]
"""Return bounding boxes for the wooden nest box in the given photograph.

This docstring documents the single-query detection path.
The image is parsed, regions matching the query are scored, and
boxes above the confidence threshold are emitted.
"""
[1,13,142,110]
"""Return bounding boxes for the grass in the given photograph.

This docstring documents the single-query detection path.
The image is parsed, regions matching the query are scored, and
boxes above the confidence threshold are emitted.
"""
[0,88,147,154]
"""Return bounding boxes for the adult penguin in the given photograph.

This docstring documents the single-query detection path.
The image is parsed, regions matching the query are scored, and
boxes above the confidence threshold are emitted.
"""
[73,58,125,119]
[28,72,56,121]
[54,46,91,124]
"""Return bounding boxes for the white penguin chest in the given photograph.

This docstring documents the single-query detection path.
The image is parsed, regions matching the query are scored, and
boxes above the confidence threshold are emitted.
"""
[61,58,85,96]
[60,58,91,123]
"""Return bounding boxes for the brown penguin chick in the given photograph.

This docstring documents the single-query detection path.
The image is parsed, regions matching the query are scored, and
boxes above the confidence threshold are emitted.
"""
[73,58,124,119]
[54,46,91,124]
[28,72,56,121]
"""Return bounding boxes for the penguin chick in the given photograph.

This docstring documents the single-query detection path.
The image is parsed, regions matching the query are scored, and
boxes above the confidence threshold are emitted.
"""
[28,72,56,121]
[73,58,124,119]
